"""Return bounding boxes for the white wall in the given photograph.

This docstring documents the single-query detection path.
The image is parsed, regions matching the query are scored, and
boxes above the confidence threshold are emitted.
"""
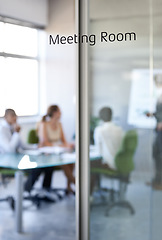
[0,0,48,27]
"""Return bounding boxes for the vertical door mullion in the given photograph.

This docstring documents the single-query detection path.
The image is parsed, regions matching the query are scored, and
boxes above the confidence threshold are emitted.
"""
[75,0,90,240]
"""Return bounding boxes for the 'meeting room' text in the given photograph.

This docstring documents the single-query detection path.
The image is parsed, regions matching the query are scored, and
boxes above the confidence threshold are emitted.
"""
[49,31,137,46]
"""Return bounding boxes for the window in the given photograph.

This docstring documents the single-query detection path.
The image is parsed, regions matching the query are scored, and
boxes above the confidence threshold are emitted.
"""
[0,22,39,117]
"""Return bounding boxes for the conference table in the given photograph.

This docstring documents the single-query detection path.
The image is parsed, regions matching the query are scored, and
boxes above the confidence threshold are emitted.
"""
[0,146,101,233]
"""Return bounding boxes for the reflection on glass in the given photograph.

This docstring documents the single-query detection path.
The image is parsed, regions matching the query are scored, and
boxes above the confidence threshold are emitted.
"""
[89,1,162,240]
[18,155,37,169]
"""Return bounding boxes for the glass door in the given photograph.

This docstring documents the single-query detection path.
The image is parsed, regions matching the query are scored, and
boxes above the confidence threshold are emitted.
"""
[150,1,162,239]
[87,0,162,240]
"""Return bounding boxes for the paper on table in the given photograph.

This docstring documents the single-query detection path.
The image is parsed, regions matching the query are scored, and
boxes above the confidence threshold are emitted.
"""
[38,146,66,154]
[20,146,67,155]
[61,150,101,161]
[18,149,40,156]
[20,146,101,158]
[90,151,101,158]
[61,152,76,160]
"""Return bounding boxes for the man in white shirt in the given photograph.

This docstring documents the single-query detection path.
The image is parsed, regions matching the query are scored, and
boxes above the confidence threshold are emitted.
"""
[0,109,22,153]
[94,107,124,170]
[0,109,53,193]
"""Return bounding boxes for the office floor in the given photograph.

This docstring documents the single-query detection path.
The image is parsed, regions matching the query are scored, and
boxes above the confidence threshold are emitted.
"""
[0,171,162,240]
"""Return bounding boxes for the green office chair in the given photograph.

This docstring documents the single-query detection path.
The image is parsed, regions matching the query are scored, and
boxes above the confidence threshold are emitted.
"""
[0,168,15,210]
[27,129,39,144]
[91,129,138,216]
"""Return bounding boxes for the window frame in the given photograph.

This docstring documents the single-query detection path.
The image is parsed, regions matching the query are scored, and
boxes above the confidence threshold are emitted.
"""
[0,20,40,118]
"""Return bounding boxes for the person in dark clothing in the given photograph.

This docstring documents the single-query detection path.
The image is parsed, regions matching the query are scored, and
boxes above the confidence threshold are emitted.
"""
[24,167,54,193]
[146,75,162,189]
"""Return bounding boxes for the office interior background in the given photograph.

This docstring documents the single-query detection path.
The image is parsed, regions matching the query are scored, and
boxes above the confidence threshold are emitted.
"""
[0,0,162,240]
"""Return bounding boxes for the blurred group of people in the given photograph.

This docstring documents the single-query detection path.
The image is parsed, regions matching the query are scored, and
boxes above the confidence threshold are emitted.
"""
[1,92,162,195]
[0,105,75,194]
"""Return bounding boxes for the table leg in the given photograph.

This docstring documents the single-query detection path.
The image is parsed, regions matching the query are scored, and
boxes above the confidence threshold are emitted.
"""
[15,171,23,233]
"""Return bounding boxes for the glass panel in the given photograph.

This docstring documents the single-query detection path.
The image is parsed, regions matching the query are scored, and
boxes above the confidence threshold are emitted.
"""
[89,1,158,240]
[151,1,162,239]
[4,23,38,57]
[0,57,38,116]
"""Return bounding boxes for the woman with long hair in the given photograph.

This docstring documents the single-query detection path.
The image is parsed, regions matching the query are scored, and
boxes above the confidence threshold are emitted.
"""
[38,105,75,194]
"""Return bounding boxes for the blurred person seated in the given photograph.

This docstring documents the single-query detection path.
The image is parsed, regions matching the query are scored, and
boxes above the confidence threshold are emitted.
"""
[94,107,124,170]
[0,109,24,153]
[90,107,124,196]
[0,108,53,193]
[37,105,75,194]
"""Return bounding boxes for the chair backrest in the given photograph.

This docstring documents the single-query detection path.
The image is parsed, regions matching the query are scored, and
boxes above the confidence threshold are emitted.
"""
[27,129,39,144]
[115,130,138,175]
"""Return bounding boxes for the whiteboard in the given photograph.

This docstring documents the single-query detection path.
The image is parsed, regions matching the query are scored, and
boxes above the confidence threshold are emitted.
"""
[128,69,162,129]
